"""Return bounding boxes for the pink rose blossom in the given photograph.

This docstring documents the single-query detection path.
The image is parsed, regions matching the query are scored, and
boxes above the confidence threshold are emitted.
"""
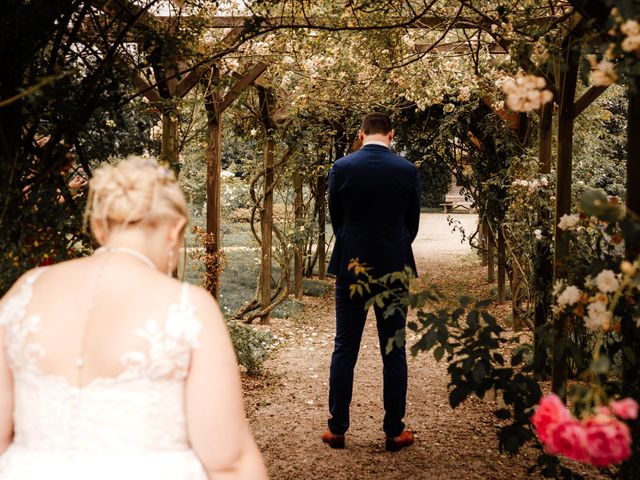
[532,394,571,442]
[546,418,589,462]
[610,398,639,420]
[584,417,632,467]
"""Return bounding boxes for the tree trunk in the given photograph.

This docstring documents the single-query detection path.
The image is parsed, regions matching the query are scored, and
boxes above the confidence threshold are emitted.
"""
[293,171,304,299]
[479,222,488,266]
[487,221,495,283]
[497,226,506,304]
[551,43,580,402]
[511,268,522,330]
[0,102,21,228]
[317,175,327,280]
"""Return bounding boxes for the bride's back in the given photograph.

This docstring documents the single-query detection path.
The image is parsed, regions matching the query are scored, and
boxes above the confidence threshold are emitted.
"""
[0,157,268,479]
[24,255,190,387]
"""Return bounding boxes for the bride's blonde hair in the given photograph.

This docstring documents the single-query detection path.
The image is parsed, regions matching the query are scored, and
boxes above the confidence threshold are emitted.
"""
[86,156,188,237]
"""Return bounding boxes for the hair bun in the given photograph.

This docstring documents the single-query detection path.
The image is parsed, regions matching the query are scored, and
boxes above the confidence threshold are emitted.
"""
[87,156,187,234]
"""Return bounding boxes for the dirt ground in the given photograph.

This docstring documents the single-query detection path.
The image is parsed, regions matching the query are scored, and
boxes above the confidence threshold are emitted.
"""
[243,214,607,480]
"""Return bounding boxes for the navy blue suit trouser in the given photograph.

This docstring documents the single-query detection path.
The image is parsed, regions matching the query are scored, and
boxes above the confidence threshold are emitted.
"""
[328,277,408,437]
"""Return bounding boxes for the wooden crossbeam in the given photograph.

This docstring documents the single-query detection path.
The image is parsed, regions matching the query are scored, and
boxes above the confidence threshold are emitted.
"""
[88,2,558,32]
[174,67,205,98]
[194,15,556,30]
[416,41,510,54]
[89,0,160,31]
[220,62,269,112]
[480,95,520,130]
[574,85,609,118]
[130,73,163,109]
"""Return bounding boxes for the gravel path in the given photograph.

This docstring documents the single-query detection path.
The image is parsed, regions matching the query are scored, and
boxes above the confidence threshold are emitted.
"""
[244,213,605,479]
[413,213,478,257]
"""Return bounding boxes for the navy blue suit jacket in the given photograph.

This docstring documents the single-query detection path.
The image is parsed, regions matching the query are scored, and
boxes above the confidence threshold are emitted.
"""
[327,144,421,281]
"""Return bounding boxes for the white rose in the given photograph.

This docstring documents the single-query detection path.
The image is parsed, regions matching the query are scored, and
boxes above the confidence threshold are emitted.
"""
[595,269,620,293]
[553,279,566,297]
[534,229,542,240]
[621,260,636,275]
[591,61,618,86]
[584,301,611,331]
[621,20,640,37]
[557,285,581,307]
[558,214,579,231]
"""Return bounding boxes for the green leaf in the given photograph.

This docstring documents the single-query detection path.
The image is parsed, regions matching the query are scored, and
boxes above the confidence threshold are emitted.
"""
[449,385,470,408]
[433,346,444,362]
[385,328,405,355]
[494,408,511,420]
[580,190,608,217]
[472,361,487,383]
[375,295,384,308]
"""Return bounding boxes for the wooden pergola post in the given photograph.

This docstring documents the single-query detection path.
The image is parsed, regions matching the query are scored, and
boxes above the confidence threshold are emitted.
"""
[293,171,304,299]
[204,69,223,299]
[257,86,275,324]
[203,63,269,300]
[534,99,554,374]
[551,35,581,401]
[160,105,179,167]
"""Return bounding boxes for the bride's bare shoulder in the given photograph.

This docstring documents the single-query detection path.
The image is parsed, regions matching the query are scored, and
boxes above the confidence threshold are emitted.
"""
[184,284,222,323]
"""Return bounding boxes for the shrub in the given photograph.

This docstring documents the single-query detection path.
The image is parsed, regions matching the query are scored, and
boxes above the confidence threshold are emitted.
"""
[302,278,333,297]
[225,320,273,376]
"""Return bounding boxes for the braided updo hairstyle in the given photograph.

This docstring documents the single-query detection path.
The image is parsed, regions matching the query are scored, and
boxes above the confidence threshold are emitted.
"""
[86,156,188,239]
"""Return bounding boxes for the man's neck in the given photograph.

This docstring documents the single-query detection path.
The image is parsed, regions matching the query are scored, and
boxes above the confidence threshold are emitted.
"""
[362,137,390,148]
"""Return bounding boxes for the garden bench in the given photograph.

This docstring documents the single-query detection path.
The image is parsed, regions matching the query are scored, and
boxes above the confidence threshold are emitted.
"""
[440,202,474,213]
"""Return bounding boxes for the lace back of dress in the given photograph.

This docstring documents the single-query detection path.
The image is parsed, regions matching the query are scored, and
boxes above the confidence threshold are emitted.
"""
[0,269,47,375]
[0,268,202,386]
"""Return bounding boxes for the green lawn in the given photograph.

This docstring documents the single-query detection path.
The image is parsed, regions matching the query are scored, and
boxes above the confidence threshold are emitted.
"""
[181,220,332,319]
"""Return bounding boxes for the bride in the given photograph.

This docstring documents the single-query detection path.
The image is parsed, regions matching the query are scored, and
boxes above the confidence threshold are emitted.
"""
[0,157,268,479]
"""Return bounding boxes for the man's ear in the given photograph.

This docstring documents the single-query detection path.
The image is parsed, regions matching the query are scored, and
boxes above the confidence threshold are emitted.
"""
[389,129,395,142]
[358,130,365,141]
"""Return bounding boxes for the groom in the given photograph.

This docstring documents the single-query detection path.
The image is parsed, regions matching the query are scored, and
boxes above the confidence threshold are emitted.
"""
[322,112,421,451]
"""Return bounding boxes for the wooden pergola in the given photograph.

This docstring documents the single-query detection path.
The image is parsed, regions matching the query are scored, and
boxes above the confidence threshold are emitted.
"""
[90,1,639,400]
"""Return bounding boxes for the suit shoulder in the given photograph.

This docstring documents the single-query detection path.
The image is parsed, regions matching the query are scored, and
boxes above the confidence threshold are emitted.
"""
[333,151,361,168]
[390,153,417,170]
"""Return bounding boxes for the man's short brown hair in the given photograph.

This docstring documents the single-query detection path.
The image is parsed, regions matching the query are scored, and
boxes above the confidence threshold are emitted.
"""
[361,112,392,135]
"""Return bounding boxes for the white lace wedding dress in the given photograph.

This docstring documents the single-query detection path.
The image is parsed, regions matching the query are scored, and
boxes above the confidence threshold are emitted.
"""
[0,268,209,479]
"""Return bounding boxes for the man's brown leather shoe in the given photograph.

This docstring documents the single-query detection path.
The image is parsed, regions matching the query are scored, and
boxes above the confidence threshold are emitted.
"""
[322,429,345,449]
[385,430,414,452]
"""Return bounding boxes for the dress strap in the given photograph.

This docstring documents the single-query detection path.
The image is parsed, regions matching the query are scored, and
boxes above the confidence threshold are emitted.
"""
[178,283,201,349]
[0,267,48,327]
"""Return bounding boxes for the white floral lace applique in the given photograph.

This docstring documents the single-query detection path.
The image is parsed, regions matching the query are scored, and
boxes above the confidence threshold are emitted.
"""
[0,269,47,373]
[121,283,201,381]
